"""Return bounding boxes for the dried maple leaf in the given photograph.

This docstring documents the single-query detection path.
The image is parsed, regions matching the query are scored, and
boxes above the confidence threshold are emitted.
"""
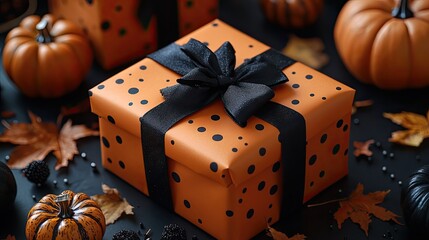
[1,111,16,119]
[352,100,374,115]
[334,183,401,236]
[4,235,16,240]
[0,112,99,170]
[282,35,329,69]
[383,111,429,147]
[353,139,375,157]
[91,184,134,225]
[58,99,99,130]
[60,98,91,117]
[267,226,306,240]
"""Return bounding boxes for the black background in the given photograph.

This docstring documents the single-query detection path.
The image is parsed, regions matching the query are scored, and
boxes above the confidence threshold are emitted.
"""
[1,0,429,239]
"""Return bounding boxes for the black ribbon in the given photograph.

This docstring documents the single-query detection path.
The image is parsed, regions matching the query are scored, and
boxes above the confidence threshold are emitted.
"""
[137,0,179,49]
[142,39,305,216]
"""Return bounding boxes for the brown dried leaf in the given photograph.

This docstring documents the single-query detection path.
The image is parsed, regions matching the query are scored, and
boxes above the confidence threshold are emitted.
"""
[7,137,58,169]
[0,111,16,119]
[383,110,429,147]
[60,99,91,117]
[0,112,99,169]
[91,184,134,225]
[4,234,16,240]
[282,35,329,69]
[353,139,375,157]
[267,226,306,240]
[0,112,54,145]
[334,183,401,236]
[352,100,374,115]
[54,120,99,170]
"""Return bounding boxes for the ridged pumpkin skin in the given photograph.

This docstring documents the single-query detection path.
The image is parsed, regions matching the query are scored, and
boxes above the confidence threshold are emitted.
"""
[2,14,93,98]
[259,0,324,29]
[401,165,429,239]
[334,0,429,90]
[25,190,106,240]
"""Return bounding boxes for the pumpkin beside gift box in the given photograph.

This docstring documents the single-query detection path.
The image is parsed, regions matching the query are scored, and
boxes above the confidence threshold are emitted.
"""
[334,0,429,90]
[2,14,93,98]
[49,0,218,70]
[89,20,355,239]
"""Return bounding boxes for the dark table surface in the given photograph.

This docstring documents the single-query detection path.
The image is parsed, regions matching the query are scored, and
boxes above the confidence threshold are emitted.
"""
[1,0,429,239]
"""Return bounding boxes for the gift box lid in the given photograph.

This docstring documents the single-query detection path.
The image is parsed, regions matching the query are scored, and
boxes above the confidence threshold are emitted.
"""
[90,19,355,188]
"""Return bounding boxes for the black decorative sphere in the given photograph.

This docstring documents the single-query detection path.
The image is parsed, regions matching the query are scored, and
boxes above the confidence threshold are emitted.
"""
[0,161,17,208]
[112,230,140,240]
[23,160,50,184]
[401,165,429,240]
[160,224,187,240]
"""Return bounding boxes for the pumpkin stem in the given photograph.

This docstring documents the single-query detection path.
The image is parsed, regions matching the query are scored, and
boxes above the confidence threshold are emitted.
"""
[35,18,52,43]
[392,0,413,19]
[55,193,74,218]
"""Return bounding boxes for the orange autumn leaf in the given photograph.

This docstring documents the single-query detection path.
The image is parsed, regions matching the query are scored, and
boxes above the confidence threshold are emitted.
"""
[334,183,401,236]
[0,111,16,119]
[4,234,15,240]
[353,139,374,157]
[91,184,134,225]
[383,110,429,147]
[282,35,329,69]
[267,226,306,240]
[0,112,99,170]
[352,100,373,115]
[60,98,91,117]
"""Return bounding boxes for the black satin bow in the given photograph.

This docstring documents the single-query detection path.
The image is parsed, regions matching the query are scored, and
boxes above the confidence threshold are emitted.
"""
[160,39,288,127]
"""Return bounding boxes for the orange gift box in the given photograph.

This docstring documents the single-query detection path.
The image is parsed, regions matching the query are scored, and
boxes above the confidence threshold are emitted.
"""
[89,20,355,239]
[48,0,218,69]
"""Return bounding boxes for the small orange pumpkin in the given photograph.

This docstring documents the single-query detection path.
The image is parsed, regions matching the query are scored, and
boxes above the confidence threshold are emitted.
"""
[2,14,93,98]
[259,0,324,29]
[334,0,429,90]
[25,190,106,240]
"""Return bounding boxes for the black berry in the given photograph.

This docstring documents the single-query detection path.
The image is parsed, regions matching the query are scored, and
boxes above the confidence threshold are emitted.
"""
[112,230,140,240]
[23,160,50,184]
[160,224,187,240]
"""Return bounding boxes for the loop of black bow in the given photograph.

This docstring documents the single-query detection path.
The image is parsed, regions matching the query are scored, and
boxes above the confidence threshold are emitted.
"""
[160,39,288,127]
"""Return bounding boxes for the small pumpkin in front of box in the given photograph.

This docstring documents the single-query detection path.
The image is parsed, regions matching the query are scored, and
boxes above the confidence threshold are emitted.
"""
[25,190,106,240]
[334,0,429,90]
[259,0,324,28]
[2,14,93,98]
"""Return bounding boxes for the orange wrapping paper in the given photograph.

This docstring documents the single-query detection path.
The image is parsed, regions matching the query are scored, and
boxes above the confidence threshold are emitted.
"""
[48,0,218,69]
[90,20,355,239]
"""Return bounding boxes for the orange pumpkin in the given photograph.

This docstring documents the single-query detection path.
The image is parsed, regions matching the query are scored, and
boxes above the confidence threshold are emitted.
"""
[259,0,324,29]
[25,190,106,240]
[334,0,429,90]
[2,14,93,98]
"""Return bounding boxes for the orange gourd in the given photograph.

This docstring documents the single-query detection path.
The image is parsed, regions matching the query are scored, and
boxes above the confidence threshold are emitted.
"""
[259,0,324,29]
[334,0,429,90]
[25,190,106,240]
[2,14,93,98]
